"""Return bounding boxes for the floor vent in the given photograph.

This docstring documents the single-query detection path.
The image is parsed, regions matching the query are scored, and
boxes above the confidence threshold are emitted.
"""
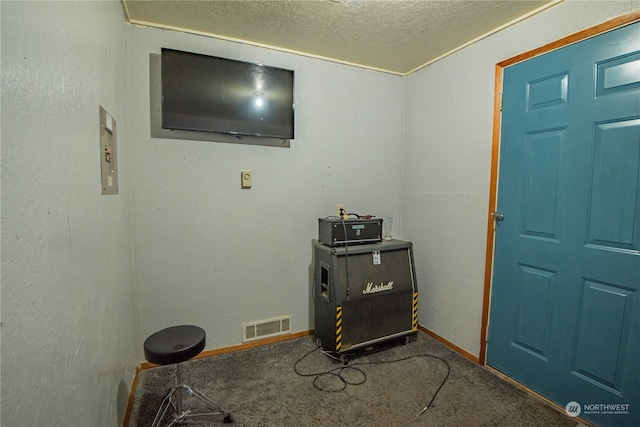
[242,315,291,343]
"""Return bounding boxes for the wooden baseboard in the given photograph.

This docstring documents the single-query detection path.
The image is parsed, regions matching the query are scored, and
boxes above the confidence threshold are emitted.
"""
[140,330,315,370]
[137,327,479,369]
[122,365,140,427]
[418,325,480,364]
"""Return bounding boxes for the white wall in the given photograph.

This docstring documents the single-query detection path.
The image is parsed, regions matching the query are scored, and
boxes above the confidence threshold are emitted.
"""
[127,27,404,348]
[403,0,640,358]
[1,1,138,426]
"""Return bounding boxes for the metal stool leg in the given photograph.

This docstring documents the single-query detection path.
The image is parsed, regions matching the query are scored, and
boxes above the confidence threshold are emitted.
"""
[150,387,176,427]
[150,362,233,425]
[174,364,184,420]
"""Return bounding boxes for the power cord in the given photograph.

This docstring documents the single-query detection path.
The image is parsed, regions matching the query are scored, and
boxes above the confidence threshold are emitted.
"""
[339,216,350,302]
[293,340,451,417]
[323,215,352,302]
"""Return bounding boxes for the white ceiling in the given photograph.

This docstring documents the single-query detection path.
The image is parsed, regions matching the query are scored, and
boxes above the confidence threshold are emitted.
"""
[121,0,560,75]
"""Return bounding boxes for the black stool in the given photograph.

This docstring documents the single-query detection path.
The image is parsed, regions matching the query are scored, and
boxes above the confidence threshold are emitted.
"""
[143,325,233,426]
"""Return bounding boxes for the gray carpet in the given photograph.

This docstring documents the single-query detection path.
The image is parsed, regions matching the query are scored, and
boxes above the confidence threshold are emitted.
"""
[127,332,580,426]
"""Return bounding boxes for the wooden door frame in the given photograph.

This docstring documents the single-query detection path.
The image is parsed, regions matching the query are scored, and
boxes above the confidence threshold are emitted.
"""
[479,10,640,365]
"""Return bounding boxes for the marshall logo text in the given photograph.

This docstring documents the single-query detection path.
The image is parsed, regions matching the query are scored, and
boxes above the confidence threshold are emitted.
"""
[362,281,394,294]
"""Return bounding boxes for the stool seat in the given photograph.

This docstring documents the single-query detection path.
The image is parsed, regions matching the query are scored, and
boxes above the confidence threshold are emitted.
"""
[144,325,206,365]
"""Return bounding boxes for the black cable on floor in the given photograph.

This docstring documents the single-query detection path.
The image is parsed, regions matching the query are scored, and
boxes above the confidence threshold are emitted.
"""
[293,342,451,415]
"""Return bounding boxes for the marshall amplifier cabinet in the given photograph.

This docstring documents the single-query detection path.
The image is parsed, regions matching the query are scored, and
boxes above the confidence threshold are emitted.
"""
[313,239,418,355]
[318,217,383,247]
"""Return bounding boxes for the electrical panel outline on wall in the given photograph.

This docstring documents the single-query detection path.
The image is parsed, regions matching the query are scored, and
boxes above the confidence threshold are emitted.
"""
[99,106,118,195]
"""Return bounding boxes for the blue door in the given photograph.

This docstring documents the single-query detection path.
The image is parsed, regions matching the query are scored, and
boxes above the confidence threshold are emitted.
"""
[487,22,639,427]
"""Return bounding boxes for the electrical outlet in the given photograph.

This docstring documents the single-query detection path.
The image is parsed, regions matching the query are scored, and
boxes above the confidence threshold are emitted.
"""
[241,170,252,189]
[337,204,346,218]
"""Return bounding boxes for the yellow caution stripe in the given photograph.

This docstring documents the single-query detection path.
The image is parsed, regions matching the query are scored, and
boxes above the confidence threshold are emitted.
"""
[412,292,419,331]
[336,306,343,351]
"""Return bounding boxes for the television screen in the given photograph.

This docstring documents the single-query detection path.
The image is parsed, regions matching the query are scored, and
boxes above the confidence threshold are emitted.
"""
[161,48,294,140]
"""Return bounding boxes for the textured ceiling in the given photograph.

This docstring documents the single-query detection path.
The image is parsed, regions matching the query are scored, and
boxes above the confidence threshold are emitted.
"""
[122,0,559,75]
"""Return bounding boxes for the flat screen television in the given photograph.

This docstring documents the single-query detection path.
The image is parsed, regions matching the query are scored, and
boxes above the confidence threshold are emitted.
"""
[161,48,295,140]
